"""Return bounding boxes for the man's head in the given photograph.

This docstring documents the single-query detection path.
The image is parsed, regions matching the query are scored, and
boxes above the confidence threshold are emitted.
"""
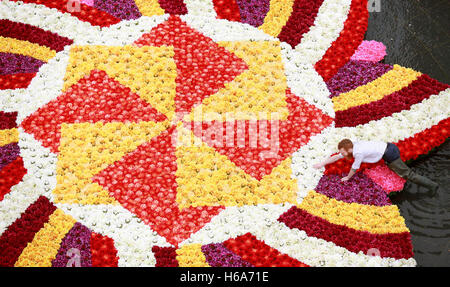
[338,139,353,159]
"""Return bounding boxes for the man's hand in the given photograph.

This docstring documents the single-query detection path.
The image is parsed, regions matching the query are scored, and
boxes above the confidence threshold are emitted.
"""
[313,163,324,170]
[341,169,356,182]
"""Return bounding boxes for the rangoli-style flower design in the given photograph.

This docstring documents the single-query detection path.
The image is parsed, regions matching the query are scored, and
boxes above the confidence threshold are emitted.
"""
[0,0,448,267]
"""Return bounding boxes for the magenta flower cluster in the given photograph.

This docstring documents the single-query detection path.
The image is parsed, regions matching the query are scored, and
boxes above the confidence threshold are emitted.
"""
[201,243,253,267]
[315,173,391,206]
[326,60,393,98]
[52,223,92,267]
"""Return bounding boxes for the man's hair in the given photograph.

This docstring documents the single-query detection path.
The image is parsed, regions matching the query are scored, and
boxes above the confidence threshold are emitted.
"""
[338,139,353,150]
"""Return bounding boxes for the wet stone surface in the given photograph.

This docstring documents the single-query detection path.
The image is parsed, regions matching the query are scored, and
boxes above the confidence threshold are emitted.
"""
[365,0,449,83]
[365,0,449,266]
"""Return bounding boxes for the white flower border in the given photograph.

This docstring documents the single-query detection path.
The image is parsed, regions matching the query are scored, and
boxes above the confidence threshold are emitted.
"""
[0,2,425,267]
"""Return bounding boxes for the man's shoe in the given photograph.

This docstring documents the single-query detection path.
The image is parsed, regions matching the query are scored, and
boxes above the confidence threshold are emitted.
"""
[428,184,439,197]
[408,173,439,196]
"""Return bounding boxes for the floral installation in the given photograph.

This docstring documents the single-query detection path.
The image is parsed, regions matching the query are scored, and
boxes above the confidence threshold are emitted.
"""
[0,0,448,267]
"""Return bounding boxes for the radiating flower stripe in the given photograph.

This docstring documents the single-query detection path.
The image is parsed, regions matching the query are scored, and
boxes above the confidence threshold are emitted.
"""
[52,222,93,267]
[158,0,188,14]
[315,173,391,206]
[0,53,45,75]
[326,61,393,98]
[0,111,23,202]
[0,37,56,63]
[15,209,76,267]
[93,0,142,20]
[0,19,73,52]
[277,0,324,47]
[252,214,416,266]
[0,73,36,90]
[0,112,17,130]
[176,244,210,267]
[315,0,368,81]
[299,191,409,234]
[335,74,449,127]
[0,157,27,201]
[278,206,414,260]
[0,196,56,267]
[236,0,270,27]
[0,128,19,147]
[134,0,165,16]
[152,246,179,267]
[0,143,20,171]
[333,89,449,144]
[8,0,121,27]
[212,0,241,22]
[258,0,295,37]
[223,233,309,267]
[332,65,422,112]
[294,0,351,66]
[90,232,119,267]
[201,243,253,267]
[397,117,450,162]
[63,204,158,267]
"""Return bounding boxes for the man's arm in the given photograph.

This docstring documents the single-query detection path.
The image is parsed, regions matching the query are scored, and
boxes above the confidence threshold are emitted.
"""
[341,154,362,181]
[313,154,343,169]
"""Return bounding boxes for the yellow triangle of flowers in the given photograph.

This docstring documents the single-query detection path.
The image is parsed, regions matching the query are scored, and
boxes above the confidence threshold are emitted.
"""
[175,126,297,209]
[54,121,170,205]
[186,41,289,122]
[63,45,177,120]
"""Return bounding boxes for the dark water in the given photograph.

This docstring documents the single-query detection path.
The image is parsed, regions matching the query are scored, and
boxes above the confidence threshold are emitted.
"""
[365,0,450,267]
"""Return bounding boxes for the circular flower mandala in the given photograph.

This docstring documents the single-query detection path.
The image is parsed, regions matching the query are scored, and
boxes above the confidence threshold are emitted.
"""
[0,0,448,267]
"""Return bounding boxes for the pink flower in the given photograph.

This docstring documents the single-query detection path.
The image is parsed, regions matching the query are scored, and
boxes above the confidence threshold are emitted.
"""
[351,40,387,62]
[364,165,406,193]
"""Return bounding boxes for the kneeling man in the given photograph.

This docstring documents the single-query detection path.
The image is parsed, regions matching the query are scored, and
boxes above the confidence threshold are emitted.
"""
[313,139,439,196]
